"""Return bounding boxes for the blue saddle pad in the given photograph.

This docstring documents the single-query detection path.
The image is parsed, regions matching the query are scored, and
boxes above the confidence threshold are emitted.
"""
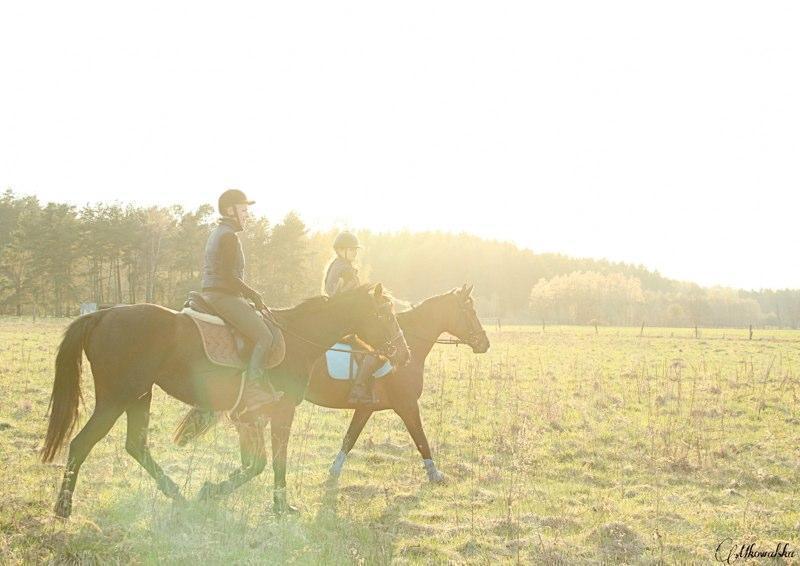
[325,343,393,381]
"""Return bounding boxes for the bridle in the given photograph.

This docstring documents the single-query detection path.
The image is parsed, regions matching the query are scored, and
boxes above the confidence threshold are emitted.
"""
[373,300,406,359]
[406,298,488,349]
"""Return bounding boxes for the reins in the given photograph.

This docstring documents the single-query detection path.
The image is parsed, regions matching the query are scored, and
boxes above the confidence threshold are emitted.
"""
[435,336,467,345]
[403,330,474,347]
[262,308,400,357]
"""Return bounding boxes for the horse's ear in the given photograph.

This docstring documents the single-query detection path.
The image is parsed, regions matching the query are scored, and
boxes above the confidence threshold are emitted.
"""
[373,283,383,297]
[461,283,467,294]
[466,284,474,296]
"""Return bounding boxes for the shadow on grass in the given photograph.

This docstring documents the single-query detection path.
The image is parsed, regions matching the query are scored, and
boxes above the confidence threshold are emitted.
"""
[42,473,430,564]
[314,477,427,563]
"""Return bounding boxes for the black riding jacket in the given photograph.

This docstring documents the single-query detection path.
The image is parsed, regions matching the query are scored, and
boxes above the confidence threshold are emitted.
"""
[201,217,262,304]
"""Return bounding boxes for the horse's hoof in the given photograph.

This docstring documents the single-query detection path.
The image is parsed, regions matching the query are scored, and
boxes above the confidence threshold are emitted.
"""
[273,491,300,517]
[423,459,445,484]
[429,470,446,483]
[275,503,300,517]
[163,482,185,502]
[54,497,72,519]
[196,481,216,502]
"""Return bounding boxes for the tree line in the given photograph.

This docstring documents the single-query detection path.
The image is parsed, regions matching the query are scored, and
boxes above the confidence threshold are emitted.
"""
[1,189,799,328]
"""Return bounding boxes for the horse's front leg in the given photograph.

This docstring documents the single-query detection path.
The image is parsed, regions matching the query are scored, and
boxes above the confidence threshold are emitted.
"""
[196,420,267,501]
[270,399,298,516]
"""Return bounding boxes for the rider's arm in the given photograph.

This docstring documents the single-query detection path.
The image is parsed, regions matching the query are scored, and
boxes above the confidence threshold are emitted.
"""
[338,264,359,292]
[237,278,266,309]
[219,232,265,307]
[330,269,359,295]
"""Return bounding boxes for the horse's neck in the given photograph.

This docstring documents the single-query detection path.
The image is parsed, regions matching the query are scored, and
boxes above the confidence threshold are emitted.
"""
[400,300,448,362]
[280,300,354,356]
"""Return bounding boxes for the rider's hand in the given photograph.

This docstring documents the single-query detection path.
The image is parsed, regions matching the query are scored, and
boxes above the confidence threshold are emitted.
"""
[253,295,267,311]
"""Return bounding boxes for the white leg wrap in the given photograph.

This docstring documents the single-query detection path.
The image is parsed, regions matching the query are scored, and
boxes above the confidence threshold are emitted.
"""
[423,458,445,482]
[329,450,347,477]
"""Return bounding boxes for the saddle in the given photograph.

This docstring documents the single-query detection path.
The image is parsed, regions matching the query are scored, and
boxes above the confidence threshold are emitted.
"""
[325,343,394,381]
[181,291,285,369]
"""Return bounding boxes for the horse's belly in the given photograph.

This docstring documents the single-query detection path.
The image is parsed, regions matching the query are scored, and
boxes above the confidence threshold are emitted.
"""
[157,317,245,411]
[158,364,242,411]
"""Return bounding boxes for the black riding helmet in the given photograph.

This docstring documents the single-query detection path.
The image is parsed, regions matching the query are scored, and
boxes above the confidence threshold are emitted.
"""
[218,189,255,216]
[333,231,362,249]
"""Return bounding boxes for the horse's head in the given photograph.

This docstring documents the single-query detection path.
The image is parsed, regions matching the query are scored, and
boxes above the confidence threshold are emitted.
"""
[350,283,411,368]
[443,284,490,353]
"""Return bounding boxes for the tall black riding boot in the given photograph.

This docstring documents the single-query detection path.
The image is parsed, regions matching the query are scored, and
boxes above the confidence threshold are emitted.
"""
[348,354,379,405]
[232,342,283,420]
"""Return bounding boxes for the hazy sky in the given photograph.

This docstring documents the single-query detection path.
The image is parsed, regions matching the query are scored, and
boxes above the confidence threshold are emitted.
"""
[1,2,798,290]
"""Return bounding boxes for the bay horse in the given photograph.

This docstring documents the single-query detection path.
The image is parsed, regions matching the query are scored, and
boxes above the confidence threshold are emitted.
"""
[41,284,409,518]
[175,284,489,485]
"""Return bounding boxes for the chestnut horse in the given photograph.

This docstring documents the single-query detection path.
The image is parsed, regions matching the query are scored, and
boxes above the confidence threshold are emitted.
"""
[175,284,489,485]
[315,284,489,482]
[41,284,409,517]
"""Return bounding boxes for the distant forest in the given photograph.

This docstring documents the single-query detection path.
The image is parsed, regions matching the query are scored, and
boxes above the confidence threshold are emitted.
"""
[1,189,799,328]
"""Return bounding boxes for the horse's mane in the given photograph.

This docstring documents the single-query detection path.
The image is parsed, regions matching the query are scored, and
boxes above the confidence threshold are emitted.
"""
[403,289,455,312]
[271,295,328,319]
[272,284,385,319]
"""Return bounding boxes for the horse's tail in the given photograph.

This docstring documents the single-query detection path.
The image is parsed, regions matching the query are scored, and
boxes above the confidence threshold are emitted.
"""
[173,407,221,446]
[41,312,101,462]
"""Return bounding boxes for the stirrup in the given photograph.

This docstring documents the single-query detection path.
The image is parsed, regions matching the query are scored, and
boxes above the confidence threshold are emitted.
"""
[229,397,280,422]
[229,376,283,421]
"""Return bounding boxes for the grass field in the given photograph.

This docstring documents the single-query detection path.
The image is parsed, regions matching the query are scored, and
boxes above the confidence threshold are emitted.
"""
[1,318,798,564]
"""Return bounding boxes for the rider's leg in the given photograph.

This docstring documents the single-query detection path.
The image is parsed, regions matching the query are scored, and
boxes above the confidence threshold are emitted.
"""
[348,353,383,405]
[203,292,282,417]
[233,340,282,416]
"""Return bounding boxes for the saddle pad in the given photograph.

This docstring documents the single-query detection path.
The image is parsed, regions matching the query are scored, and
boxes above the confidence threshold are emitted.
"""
[325,343,393,381]
[183,314,286,369]
[187,316,242,368]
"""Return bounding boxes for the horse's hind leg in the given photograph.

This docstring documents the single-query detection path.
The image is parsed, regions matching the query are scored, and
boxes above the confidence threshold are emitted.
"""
[328,408,374,480]
[393,402,445,483]
[196,421,267,501]
[125,392,184,502]
[55,403,124,518]
[271,400,299,515]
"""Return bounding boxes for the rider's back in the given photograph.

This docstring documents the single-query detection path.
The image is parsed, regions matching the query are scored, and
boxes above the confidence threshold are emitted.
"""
[202,218,244,294]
